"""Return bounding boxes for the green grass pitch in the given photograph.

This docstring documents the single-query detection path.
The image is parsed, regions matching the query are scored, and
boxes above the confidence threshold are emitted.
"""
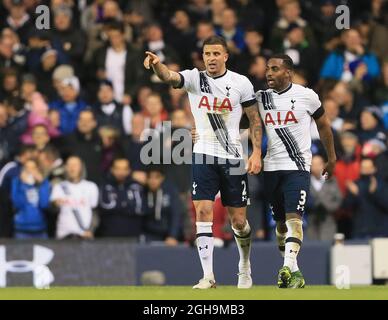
[0,286,387,300]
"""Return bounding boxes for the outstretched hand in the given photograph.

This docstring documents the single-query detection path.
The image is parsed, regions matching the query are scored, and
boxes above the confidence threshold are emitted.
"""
[144,51,160,70]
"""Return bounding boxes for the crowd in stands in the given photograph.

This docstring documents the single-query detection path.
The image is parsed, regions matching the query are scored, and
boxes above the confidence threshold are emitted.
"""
[0,0,388,243]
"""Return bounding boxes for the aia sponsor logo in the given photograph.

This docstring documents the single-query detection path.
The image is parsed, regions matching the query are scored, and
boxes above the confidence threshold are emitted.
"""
[198,96,232,112]
[264,111,298,126]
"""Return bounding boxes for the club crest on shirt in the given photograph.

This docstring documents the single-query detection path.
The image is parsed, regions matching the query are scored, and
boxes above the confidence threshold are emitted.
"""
[225,86,231,97]
[291,99,296,110]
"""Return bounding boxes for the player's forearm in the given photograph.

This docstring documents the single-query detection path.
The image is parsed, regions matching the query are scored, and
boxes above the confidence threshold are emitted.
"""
[250,121,262,154]
[245,105,262,153]
[317,123,336,163]
[152,62,180,87]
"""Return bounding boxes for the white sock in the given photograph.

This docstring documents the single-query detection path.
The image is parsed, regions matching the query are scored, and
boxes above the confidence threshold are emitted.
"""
[292,259,299,273]
[275,228,287,258]
[196,222,214,279]
[283,218,303,271]
[232,221,251,272]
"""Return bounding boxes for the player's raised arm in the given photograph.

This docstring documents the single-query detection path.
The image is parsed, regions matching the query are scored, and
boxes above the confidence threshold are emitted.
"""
[314,113,337,179]
[244,103,263,175]
[143,51,182,88]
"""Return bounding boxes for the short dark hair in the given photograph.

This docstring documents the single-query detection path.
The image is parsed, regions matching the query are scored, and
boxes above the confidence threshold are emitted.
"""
[147,164,165,176]
[105,20,125,34]
[18,144,36,156]
[270,54,294,70]
[112,157,130,166]
[40,144,60,161]
[202,35,228,52]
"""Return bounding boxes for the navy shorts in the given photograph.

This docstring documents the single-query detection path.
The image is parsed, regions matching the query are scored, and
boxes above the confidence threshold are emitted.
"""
[263,170,310,221]
[191,153,249,207]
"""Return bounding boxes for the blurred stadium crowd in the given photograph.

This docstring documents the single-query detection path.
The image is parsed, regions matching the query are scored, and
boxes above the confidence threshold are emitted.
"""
[0,0,388,244]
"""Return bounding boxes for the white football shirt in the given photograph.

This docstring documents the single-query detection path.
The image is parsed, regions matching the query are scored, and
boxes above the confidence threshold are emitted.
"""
[257,83,323,172]
[51,180,99,239]
[177,68,256,159]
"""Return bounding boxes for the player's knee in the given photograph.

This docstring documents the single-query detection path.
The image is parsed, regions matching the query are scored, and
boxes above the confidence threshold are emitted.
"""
[196,206,213,221]
[276,222,287,234]
[231,217,246,231]
[286,218,303,240]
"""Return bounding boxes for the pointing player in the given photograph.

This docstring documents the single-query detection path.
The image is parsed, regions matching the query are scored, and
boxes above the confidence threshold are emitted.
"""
[258,54,336,288]
[144,36,262,289]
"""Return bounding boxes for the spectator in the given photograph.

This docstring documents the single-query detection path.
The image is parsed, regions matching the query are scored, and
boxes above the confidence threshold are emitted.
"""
[345,157,388,239]
[357,106,386,144]
[248,55,268,90]
[90,21,144,105]
[362,138,388,182]
[323,98,344,132]
[133,85,152,113]
[0,27,27,72]
[93,80,133,136]
[166,9,196,69]
[123,8,148,47]
[61,109,103,184]
[99,126,124,172]
[51,156,99,239]
[0,103,11,168]
[143,166,182,245]
[38,143,65,238]
[29,124,51,151]
[320,28,380,82]
[329,81,369,124]
[0,67,19,101]
[210,0,227,28]
[143,23,179,82]
[216,8,245,55]
[25,29,68,79]
[21,92,60,144]
[49,76,88,135]
[191,20,215,70]
[334,131,362,194]
[123,113,147,185]
[187,0,212,24]
[167,84,186,111]
[3,0,33,45]
[231,0,266,31]
[20,73,38,106]
[333,131,362,238]
[368,1,388,62]
[51,64,74,101]
[270,0,316,52]
[81,0,106,32]
[52,5,86,79]
[165,109,192,238]
[3,96,28,153]
[281,23,318,85]
[237,29,272,75]
[143,92,169,130]
[306,155,342,241]
[97,157,144,237]
[36,48,62,98]
[38,144,65,186]
[0,144,37,237]
[373,59,388,107]
[11,159,50,239]
[310,0,342,53]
